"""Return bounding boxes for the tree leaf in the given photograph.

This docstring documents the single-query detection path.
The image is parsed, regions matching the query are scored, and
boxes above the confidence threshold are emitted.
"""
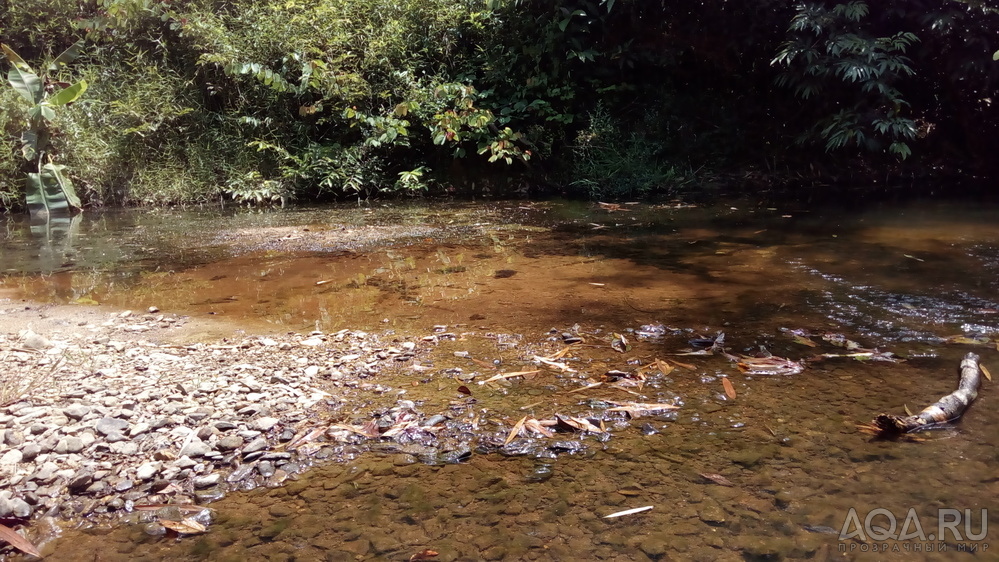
[49,39,86,71]
[47,79,88,106]
[7,66,42,104]
[1,43,33,73]
[0,522,41,557]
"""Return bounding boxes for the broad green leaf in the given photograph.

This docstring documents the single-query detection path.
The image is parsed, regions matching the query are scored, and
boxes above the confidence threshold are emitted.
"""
[7,67,42,104]
[25,164,82,217]
[48,39,86,71]
[1,43,33,73]
[47,79,88,105]
[994,50,999,61]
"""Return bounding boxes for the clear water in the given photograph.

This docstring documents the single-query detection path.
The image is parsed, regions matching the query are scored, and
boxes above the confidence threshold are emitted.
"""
[2,198,998,560]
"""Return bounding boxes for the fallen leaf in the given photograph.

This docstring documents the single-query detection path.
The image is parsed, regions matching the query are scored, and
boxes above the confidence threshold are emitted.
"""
[456,385,472,395]
[505,416,527,446]
[0,523,41,557]
[604,506,653,518]
[524,418,554,437]
[533,355,576,372]
[606,401,679,417]
[555,415,604,433]
[903,403,914,416]
[479,370,541,384]
[611,333,629,352]
[722,377,736,399]
[981,364,992,381]
[666,358,697,370]
[655,358,675,376]
[133,504,213,513]
[410,550,440,561]
[565,382,603,394]
[789,334,818,347]
[699,473,734,486]
[160,518,207,535]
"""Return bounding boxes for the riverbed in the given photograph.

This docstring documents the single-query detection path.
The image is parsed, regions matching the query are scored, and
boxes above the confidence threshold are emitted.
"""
[1,199,997,560]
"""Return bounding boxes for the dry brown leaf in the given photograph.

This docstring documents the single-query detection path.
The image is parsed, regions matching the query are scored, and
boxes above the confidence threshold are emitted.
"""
[722,377,736,399]
[479,370,541,384]
[606,401,679,417]
[667,358,697,370]
[655,358,675,376]
[133,504,212,513]
[505,416,527,446]
[456,385,472,395]
[533,355,576,372]
[0,523,41,558]
[981,363,992,381]
[790,334,818,347]
[524,418,554,437]
[160,518,207,535]
[699,472,734,486]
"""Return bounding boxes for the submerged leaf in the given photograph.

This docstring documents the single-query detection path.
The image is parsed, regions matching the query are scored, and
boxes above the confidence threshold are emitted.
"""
[722,377,736,399]
[160,518,207,535]
[699,472,734,486]
[981,364,992,382]
[505,416,527,445]
[604,506,653,518]
[0,523,41,557]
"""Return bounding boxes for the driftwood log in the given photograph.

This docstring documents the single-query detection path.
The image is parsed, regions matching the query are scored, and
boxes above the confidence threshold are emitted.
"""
[871,352,982,437]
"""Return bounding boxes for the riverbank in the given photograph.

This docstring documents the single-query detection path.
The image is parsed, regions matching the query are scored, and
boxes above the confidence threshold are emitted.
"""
[0,298,457,554]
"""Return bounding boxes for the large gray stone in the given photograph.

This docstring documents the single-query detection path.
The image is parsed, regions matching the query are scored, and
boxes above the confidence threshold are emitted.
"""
[95,417,130,436]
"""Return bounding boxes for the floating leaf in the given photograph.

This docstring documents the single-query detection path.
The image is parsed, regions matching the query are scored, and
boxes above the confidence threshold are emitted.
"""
[456,385,472,395]
[981,364,992,382]
[0,523,41,557]
[722,377,736,399]
[160,518,207,535]
[604,506,653,518]
[505,416,527,445]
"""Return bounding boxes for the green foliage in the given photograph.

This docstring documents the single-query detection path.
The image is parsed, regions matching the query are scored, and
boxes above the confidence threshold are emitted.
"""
[569,103,694,199]
[2,41,87,214]
[772,2,918,159]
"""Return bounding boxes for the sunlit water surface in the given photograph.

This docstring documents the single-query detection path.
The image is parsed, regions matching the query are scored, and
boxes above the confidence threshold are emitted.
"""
[2,199,999,561]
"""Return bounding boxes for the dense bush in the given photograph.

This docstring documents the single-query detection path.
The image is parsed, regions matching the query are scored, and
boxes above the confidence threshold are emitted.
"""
[1,0,998,211]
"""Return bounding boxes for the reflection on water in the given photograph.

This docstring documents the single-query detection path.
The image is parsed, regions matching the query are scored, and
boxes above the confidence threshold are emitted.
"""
[4,199,999,560]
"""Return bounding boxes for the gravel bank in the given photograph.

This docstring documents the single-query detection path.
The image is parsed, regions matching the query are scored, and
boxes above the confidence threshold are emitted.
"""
[0,300,437,524]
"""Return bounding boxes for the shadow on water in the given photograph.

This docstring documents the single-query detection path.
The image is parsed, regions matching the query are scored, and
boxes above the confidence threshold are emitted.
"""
[3,198,999,560]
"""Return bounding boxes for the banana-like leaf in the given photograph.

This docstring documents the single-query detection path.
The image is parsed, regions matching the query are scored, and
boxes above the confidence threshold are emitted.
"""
[7,67,42,104]
[28,105,56,122]
[20,130,37,160]
[47,79,88,106]
[26,164,82,216]
[48,39,86,71]
[1,43,33,73]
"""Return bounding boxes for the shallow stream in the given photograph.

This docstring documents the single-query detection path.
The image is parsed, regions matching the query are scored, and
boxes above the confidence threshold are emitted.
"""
[2,198,998,560]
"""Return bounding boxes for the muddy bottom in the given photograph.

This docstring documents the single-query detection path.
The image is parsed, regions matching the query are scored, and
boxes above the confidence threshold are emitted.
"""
[3,199,999,560]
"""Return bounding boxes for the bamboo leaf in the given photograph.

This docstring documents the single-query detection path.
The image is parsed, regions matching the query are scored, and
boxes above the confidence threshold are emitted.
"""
[722,377,737,399]
[0,523,41,558]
